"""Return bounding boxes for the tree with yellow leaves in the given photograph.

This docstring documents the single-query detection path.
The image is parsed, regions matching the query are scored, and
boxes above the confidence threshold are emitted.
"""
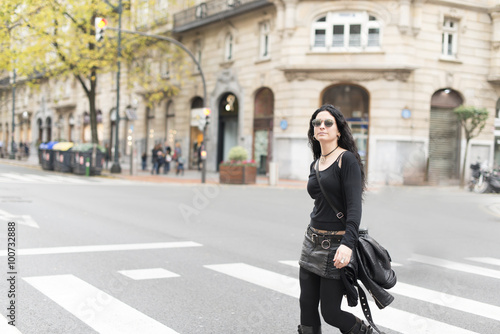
[0,0,185,144]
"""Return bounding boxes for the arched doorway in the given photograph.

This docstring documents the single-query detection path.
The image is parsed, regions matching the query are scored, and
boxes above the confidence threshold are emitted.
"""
[322,84,369,163]
[253,88,274,175]
[217,93,239,165]
[189,96,204,169]
[428,88,463,185]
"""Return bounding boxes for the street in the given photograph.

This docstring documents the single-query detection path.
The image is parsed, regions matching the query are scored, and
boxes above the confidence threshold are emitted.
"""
[0,162,499,334]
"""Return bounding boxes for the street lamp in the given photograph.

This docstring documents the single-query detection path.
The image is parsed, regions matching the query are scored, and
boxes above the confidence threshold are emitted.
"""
[9,69,16,160]
[110,0,123,174]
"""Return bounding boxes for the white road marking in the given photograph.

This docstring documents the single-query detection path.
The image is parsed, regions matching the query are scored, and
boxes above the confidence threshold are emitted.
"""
[278,260,299,268]
[0,315,22,333]
[118,268,180,280]
[409,254,500,279]
[0,209,40,228]
[282,258,500,321]
[205,263,300,298]
[391,282,500,322]
[24,274,179,334]
[465,257,500,267]
[30,174,90,184]
[206,263,480,334]
[0,241,202,256]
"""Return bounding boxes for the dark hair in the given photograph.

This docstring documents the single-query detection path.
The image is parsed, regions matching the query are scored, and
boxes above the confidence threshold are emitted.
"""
[307,104,367,193]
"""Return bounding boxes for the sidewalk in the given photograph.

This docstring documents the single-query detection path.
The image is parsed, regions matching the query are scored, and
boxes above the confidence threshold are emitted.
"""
[1,156,308,188]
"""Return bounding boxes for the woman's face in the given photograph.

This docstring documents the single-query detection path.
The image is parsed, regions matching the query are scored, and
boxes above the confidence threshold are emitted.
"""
[313,111,340,144]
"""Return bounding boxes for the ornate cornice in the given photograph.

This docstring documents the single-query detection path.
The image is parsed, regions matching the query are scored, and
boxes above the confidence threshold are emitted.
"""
[279,65,417,83]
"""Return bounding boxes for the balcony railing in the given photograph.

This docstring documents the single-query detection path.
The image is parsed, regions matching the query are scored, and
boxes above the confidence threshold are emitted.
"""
[173,0,271,33]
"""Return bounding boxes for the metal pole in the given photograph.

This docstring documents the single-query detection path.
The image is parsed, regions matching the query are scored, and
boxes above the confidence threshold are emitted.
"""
[110,0,122,173]
[107,27,209,182]
[9,69,16,159]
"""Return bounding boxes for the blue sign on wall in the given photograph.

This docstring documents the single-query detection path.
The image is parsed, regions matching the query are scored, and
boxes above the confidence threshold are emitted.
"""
[280,119,288,130]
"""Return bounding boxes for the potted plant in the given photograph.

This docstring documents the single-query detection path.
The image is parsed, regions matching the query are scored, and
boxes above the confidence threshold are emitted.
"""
[219,146,257,184]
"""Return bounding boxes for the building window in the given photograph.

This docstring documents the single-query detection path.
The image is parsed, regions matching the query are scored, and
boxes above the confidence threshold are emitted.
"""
[260,22,270,59]
[442,19,458,58]
[311,12,381,52]
[225,34,233,61]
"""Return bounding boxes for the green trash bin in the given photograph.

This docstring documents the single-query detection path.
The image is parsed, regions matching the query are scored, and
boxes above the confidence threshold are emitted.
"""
[53,142,74,173]
[72,143,106,176]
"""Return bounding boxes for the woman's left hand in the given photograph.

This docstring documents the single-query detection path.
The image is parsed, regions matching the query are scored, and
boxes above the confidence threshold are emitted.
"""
[333,244,352,269]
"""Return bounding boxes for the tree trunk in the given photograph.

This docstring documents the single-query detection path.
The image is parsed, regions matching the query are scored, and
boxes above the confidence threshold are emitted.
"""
[460,138,470,188]
[89,69,98,144]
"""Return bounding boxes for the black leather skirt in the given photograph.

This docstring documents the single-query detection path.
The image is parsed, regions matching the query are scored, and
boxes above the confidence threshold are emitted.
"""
[299,226,343,279]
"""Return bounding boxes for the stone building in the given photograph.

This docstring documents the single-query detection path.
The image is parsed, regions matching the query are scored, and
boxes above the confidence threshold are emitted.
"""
[1,0,500,186]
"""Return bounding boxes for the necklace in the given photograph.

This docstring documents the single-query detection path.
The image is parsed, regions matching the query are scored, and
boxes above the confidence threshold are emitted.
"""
[320,145,339,163]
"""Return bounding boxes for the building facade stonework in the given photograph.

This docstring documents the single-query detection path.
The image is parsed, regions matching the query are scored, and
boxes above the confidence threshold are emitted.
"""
[2,0,500,186]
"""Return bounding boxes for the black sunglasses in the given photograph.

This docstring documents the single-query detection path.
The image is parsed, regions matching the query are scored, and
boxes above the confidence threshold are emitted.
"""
[312,119,334,128]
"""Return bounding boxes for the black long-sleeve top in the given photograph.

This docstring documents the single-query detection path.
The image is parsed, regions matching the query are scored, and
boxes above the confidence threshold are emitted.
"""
[307,151,362,250]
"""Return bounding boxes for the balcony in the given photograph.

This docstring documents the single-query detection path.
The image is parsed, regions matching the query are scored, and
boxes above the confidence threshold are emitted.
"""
[173,0,272,33]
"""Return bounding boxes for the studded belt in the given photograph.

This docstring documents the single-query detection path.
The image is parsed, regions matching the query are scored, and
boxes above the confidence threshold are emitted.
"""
[306,226,344,249]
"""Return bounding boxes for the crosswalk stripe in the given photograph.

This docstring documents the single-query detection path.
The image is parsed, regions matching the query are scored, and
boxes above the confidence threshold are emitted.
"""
[118,268,180,280]
[281,259,500,322]
[465,257,500,267]
[410,254,500,279]
[206,263,480,334]
[24,274,178,334]
[29,174,90,184]
[0,315,22,333]
[278,260,299,268]
[1,173,46,183]
[0,176,19,183]
[0,241,203,256]
[391,282,500,322]
[205,263,300,298]
[0,173,88,184]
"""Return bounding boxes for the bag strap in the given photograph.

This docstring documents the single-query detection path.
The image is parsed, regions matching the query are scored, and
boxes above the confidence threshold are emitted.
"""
[356,282,385,334]
[314,158,384,334]
[314,159,347,226]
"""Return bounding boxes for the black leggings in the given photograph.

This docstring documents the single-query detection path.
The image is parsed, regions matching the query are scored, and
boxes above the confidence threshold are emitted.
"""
[299,267,356,332]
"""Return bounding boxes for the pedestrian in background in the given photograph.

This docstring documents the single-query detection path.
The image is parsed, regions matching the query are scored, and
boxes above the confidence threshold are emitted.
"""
[164,142,172,174]
[105,144,111,169]
[157,149,165,174]
[141,152,147,170]
[173,142,184,175]
[298,104,369,334]
[151,144,160,175]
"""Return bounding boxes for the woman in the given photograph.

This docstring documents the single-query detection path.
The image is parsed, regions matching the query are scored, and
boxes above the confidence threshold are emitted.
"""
[298,104,371,334]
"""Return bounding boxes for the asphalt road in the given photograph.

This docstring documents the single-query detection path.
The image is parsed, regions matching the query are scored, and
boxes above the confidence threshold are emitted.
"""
[0,163,499,334]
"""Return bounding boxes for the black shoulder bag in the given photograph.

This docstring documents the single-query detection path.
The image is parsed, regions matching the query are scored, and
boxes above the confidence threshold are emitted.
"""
[314,159,396,334]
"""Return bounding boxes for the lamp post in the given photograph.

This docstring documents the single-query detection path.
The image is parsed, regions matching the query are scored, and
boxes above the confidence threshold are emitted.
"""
[110,0,123,173]
[9,69,16,159]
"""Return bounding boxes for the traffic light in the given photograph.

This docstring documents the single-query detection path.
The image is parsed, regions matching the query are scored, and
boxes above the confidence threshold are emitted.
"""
[95,17,107,42]
[203,108,211,126]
